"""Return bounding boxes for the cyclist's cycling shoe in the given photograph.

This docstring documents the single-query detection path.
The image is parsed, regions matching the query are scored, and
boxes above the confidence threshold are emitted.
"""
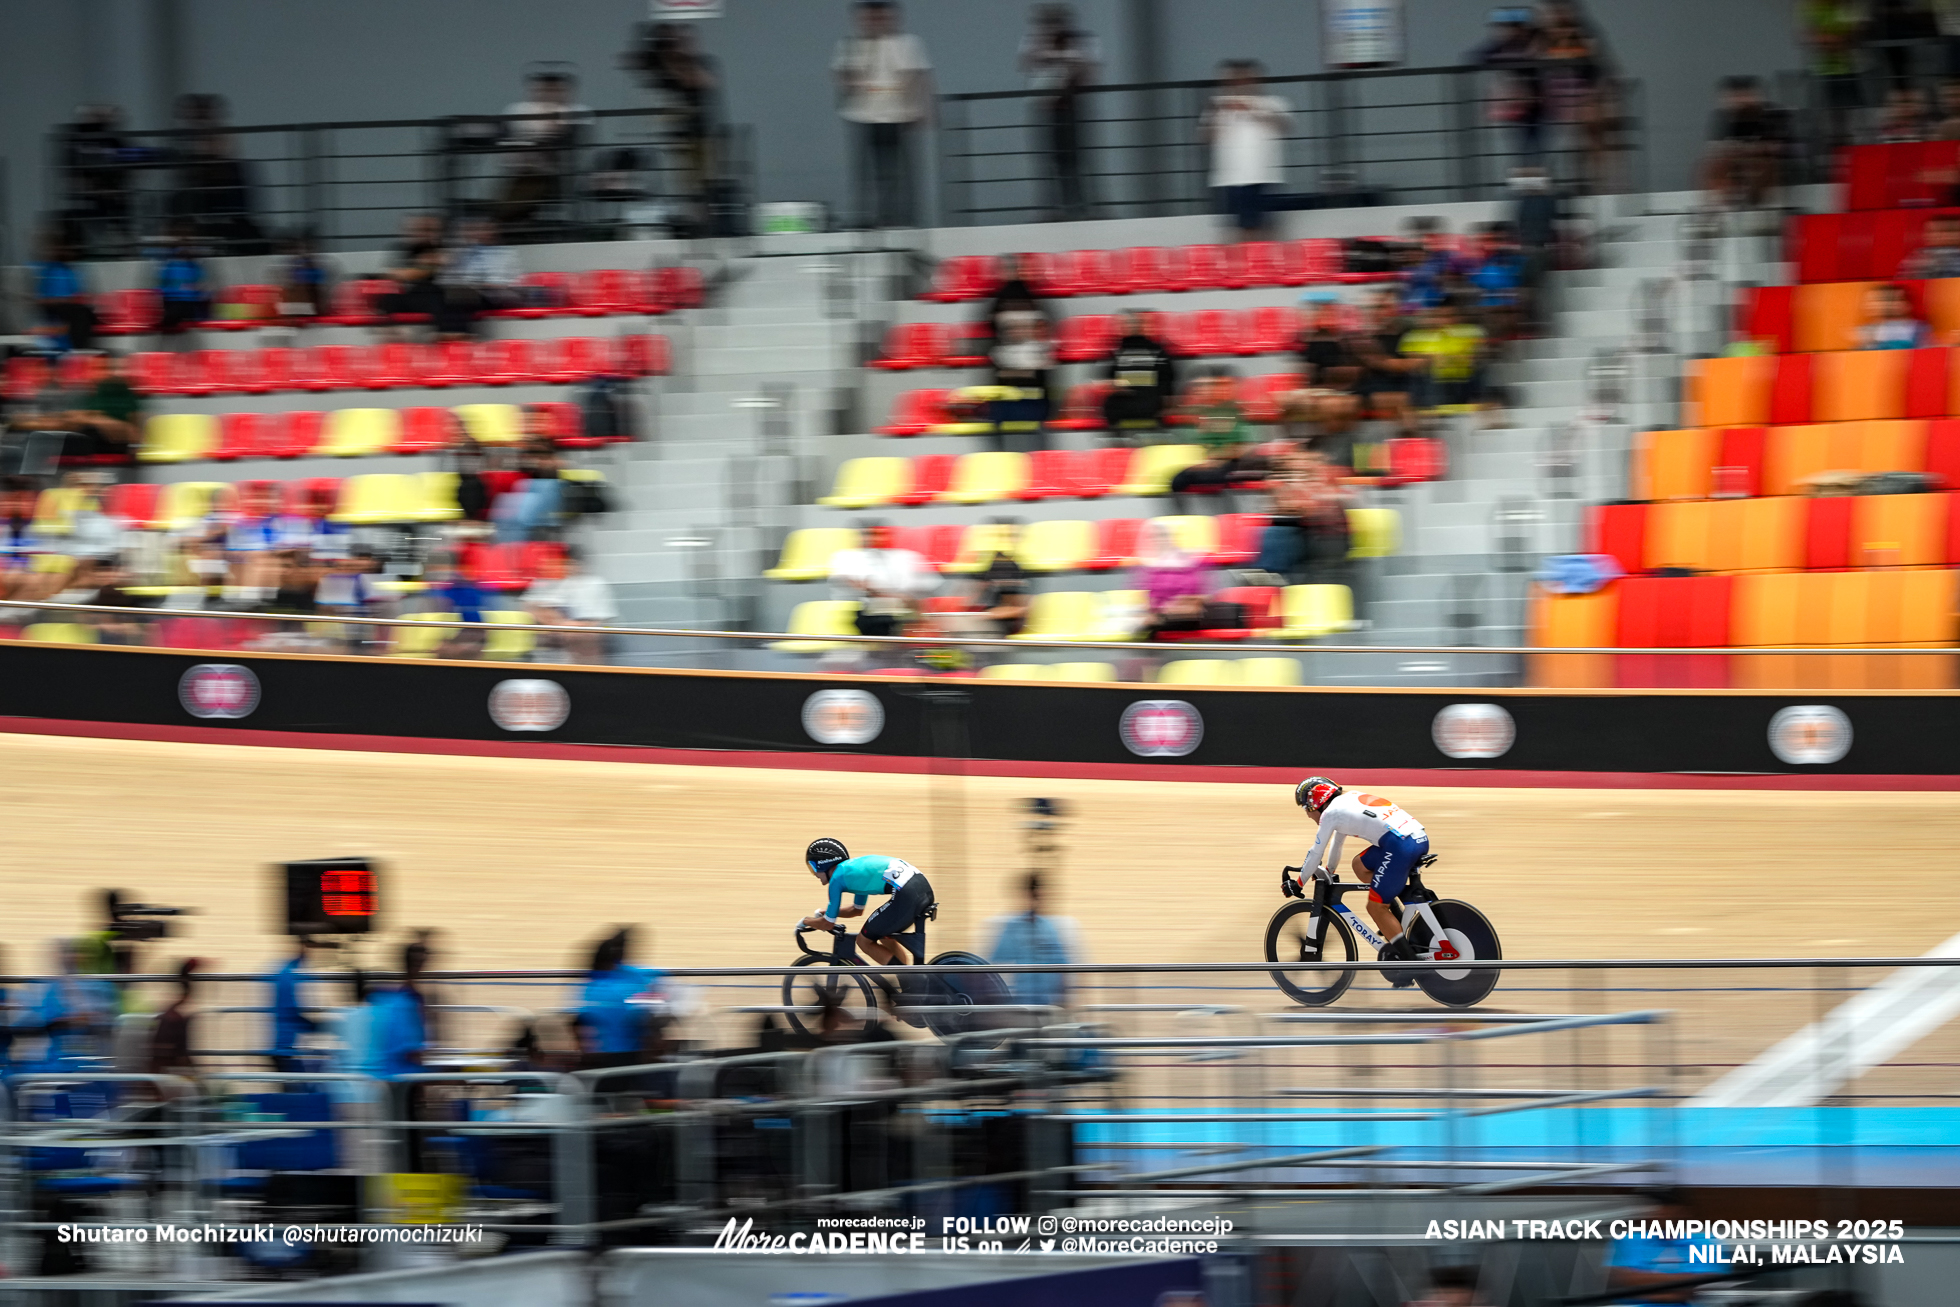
[1377,936,1418,988]
[1280,867,1304,899]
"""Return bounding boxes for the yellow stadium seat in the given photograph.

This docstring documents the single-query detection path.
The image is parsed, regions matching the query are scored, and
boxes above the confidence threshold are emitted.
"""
[417,471,462,522]
[1792,280,1875,353]
[1157,515,1220,557]
[941,451,1031,505]
[1014,519,1095,573]
[1090,589,1148,640]
[455,403,523,445]
[30,488,85,537]
[1050,661,1118,681]
[1273,584,1354,639]
[1158,658,1237,685]
[1236,656,1303,686]
[332,474,424,525]
[1850,493,1947,568]
[943,522,1020,574]
[389,613,450,658]
[1631,428,1719,501]
[765,528,861,582]
[482,610,536,661]
[1011,591,1098,641]
[978,663,1054,681]
[1346,508,1401,558]
[1691,354,1775,428]
[31,553,75,574]
[770,600,864,653]
[1812,349,1908,423]
[820,457,911,509]
[1526,584,1617,688]
[154,481,228,531]
[23,623,97,644]
[1115,445,1204,496]
[138,414,219,464]
[318,408,400,458]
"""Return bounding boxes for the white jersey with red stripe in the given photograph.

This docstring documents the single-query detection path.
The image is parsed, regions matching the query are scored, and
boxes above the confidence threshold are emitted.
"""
[1302,791,1427,873]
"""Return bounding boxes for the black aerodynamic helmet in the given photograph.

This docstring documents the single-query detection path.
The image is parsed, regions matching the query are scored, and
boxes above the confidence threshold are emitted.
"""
[806,837,850,880]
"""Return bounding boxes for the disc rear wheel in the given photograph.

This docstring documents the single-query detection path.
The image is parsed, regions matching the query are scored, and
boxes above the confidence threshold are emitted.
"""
[1405,900,1502,1008]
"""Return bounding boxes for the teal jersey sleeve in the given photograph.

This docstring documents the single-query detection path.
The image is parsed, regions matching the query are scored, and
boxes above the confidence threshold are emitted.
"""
[822,855,901,919]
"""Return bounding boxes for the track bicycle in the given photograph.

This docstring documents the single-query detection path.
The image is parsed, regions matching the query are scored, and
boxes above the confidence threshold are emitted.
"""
[1263,854,1502,1008]
[785,900,1011,1039]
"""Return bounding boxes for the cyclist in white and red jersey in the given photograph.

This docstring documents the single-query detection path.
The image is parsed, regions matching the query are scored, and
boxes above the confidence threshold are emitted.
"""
[1287,776,1430,973]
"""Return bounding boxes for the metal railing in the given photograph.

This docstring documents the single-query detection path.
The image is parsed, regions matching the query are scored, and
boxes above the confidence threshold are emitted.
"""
[46,108,755,259]
[937,65,1644,227]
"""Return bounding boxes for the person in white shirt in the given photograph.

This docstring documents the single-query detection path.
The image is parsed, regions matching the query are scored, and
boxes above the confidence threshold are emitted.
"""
[828,521,937,637]
[524,546,617,664]
[1200,60,1292,240]
[498,70,594,230]
[1019,4,1100,219]
[1288,776,1430,981]
[833,0,934,228]
[443,216,524,320]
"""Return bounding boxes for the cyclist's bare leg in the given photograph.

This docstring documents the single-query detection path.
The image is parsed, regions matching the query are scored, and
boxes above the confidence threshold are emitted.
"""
[858,936,913,968]
[1353,852,1404,941]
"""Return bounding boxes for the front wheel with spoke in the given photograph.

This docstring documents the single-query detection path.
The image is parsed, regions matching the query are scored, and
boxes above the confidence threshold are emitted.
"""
[1264,900,1357,1006]
[782,956,879,1038]
[1406,900,1502,1008]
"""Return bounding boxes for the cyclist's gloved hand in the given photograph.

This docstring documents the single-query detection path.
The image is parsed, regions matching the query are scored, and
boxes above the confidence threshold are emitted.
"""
[1280,867,1303,899]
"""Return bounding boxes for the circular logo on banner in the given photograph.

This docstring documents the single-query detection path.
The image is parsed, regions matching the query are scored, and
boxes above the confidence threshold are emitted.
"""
[488,679,570,733]
[1119,700,1205,758]
[1432,703,1516,760]
[178,664,260,720]
[1768,705,1852,765]
[802,689,885,746]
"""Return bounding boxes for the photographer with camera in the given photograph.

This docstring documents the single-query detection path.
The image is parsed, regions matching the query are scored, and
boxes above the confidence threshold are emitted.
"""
[83,889,191,1001]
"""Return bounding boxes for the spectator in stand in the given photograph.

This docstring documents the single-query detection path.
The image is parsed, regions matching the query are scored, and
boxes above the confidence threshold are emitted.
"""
[1401,218,1468,312]
[1134,517,1220,639]
[958,547,1033,637]
[1869,84,1932,143]
[989,315,1054,449]
[444,215,525,330]
[146,958,201,1081]
[498,70,593,231]
[1021,4,1099,220]
[1170,368,1262,512]
[275,231,333,320]
[32,232,97,353]
[1470,8,1546,165]
[1297,290,1362,392]
[380,213,446,336]
[269,936,322,1072]
[1201,60,1292,241]
[1537,1,1610,187]
[55,557,146,643]
[1251,446,1355,587]
[985,871,1082,1014]
[627,24,720,232]
[1102,310,1176,437]
[987,253,1051,334]
[830,520,937,637]
[1402,298,1489,412]
[491,441,565,543]
[834,0,934,229]
[524,545,617,664]
[1466,222,1528,342]
[1804,0,1865,148]
[82,355,143,450]
[1703,76,1789,211]
[1905,214,1960,278]
[153,226,213,336]
[1860,283,1932,349]
[1349,287,1421,433]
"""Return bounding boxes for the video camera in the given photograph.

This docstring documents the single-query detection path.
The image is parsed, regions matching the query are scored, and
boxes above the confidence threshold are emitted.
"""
[103,889,193,943]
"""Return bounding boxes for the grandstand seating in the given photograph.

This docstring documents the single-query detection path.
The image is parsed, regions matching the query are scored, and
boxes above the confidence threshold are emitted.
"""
[128,398,620,463]
[917,239,1398,304]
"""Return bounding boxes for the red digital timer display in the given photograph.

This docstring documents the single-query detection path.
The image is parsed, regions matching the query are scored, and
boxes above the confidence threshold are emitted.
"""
[319,865,375,918]
[282,858,380,936]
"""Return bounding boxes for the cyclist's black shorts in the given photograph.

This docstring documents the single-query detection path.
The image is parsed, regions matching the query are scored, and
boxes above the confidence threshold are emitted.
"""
[863,874,933,941]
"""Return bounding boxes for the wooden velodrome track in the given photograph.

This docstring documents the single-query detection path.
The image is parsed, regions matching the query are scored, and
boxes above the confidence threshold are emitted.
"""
[5,728,1958,974]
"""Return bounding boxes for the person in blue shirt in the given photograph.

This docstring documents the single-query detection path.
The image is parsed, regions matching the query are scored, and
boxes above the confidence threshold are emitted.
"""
[577,927,666,1067]
[32,939,117,1071]
[153,228,212,334]
[269,936,323,1072]
[367,941,429,1079]
[33,232,97,352]
[984,872,1079,1013]
[1605,1188,1721,1304]
[799,838,934,967]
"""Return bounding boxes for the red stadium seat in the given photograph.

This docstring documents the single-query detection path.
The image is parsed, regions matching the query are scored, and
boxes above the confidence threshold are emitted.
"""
[104,482,162,528]
[1804,495,1855,570]
[878,388,953,437]
[1739,284,1795,353]
[1239,372,1303,424]
[1019,252,1064,298]
[1018,449,1071,500]
[314,344,378,391]
[462,542,529,590]
[214,412,272,461]
[1048,381,1113,432]
[1055,314,1119,364]
[1079,447,1135,498]
[1768,352,1813,426]
[1586,502,1647,576]
[196,349,249,395]
[394,407,457,454]
[321,278,392,327]
[284,476,343,517]
[479,338,541,386]
[1172,244,1230,291]
[1712,426,1767,499]
[921,255,999,303]
[1217,585,1280,628]
[1297,238,1346,284]
[1089,517,1143,570]
[1384,435,1448,486]
[97,288,160,336]
[238,347,292,395]
[893,453,956,505]
[612,334,670,377]
[533,401,599,449]
[892,524,964,571]
[538,336,604,384]
[1212,513,1268,565]
[874,321,947,370]
[567,270,627,317]
[1244,306,1300,355]
[1222,242,1278,289]
[2,356,49,401]
[1052,249,1114,297]
[372,342,422,389]
[267,411,326,459]
[163,351,215,396]
[1112,247,1172,294]
[1906,346,1951,418]
[425,340,481,387]
[1615,574,1733,689]
[496,271,573,318]
[55,352,106,392]
[1171,310,1237,357]
[945,320,991,368]
[1929,418,1960,490]
[203,283,281,331]
[129,351,174,396]
[654,264,704,309]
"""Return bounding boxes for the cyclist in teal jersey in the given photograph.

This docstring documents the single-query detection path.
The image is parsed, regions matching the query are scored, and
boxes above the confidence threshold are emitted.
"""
[800,838,935,967]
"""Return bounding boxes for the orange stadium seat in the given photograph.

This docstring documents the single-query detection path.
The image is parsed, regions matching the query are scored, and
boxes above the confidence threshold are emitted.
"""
[1643,500,1718,572]
[1792,281,1873,353]
[1528,585,1617,688]
[1631,427,1718,501]
[1926,277,1960,340]
[1692,354,1775,427]
[1812,348,1909,422]
[1762,419,1927,496]
[1721,495,1807,572]
[1851,491,1950,567]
